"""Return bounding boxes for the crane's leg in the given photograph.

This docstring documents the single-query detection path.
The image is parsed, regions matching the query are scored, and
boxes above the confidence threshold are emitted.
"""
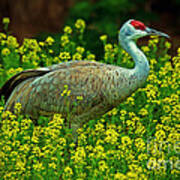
[71,123,81,142]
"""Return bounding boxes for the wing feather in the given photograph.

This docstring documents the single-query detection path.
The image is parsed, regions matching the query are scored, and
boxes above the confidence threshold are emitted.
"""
[0,69,50,101]
[0,61,104,102]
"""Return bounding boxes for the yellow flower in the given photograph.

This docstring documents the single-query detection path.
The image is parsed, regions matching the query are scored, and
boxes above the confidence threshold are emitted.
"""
[98,160,108,171]
[135,124,146,135]
[121,136,132,145]
[49,162,57,169]
[155,129,166,140]
[52,114,64,125]
[86,53,96,60]
[142,46,150,52]
[61,35,69,46]
[39,41,45,46]
[147,157,157,170]
[49,49,53,54]
[134,138,146,151]
[126,97,135,105]
[165,41,171,49]
[72,147,86,164]
[138,153,148,161]
[64,166,73,175]
[0,106,4,113]
[138,108,148,116]
[100,34,107,41]
[126,120,135,128]
[2,17,10,24]
[1,110,13,119]
[59,52,71,61]
[126,171,138,179]
[64,26,72,34]
[76,46,85,54]
[1,48,10,56]
[73,52,82,60]
[75,19,86,31]
[105,43,113,52]
[14,102,22,114]
[120,109,127,116]
[33,161,44,171]
[77,96,83,100]
[7,36,19,48]
[45,36,54,45]
[31,135,39,143]
[128,112,136,118]
[95,122,105,133]
[61,89,68,96]
[105,128,119,144]
[16,158,26,171]
[93,145,104,153]
[150,58,157,65]
[114,172,127,180]
[23,38,40,51]
[177,47,180,55]
[107,108,118,116]
[3,145,12,152]
[163,105,171,113]
[67,90,71,96]
[64,84,68,89]
[132,116,140,121]
[150,36,159,43]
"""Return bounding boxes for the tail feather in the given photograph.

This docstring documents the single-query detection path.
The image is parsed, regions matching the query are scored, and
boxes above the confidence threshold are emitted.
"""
[0,69,50,102]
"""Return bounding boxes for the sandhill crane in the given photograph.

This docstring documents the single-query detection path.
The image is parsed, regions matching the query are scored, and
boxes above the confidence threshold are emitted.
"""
[0,19,169,136]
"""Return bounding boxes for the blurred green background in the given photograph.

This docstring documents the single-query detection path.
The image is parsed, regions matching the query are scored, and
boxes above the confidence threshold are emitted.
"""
[0,0,179,58]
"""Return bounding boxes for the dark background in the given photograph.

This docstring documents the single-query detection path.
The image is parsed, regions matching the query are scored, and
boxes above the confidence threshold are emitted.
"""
[0,0,179,53]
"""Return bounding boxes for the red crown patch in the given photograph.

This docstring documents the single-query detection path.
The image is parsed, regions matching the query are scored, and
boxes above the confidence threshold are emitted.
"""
[130,20,146,30]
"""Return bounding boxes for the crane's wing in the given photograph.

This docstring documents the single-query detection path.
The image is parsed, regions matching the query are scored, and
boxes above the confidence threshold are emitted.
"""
[0,61,104,102]
[4,61,115,123]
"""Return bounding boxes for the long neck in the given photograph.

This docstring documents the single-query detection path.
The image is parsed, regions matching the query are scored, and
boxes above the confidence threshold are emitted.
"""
[121,39,150,85]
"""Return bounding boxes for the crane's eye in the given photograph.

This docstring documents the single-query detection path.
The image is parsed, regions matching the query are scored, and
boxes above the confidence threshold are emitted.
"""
[124,28,132,36]
[130,20,146,31]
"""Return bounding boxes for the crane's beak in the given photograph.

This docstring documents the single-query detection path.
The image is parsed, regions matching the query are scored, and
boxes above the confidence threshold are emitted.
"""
[146,27,170,38]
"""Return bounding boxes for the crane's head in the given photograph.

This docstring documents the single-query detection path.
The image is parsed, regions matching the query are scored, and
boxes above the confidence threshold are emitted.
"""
[119,19,169,42]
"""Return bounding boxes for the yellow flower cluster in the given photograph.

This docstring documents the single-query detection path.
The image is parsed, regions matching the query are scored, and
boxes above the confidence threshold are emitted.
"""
[45,36,55,45]
[2,17,10,24]
[61,84,71,96]
[64,26,72,34]
[72,52,82,60]
[59,51,71,61]
[105,128,119,144]
[100,34,107,42]
[1,48,10,56]
[60,35,69,47]
[86,53,96,61]
[7,36,19,48]
[75,19,86,32]
[76,46,85,54]
[6,67,23,77]
[14,102,22,114]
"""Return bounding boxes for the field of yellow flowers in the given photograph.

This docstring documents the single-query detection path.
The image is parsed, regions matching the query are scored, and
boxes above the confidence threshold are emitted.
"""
[0,18,179,179]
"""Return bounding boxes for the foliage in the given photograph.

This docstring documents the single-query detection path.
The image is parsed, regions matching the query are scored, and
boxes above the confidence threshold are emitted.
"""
[68,0,158,36]
[0,18,180,179]
[64,0,159,59]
